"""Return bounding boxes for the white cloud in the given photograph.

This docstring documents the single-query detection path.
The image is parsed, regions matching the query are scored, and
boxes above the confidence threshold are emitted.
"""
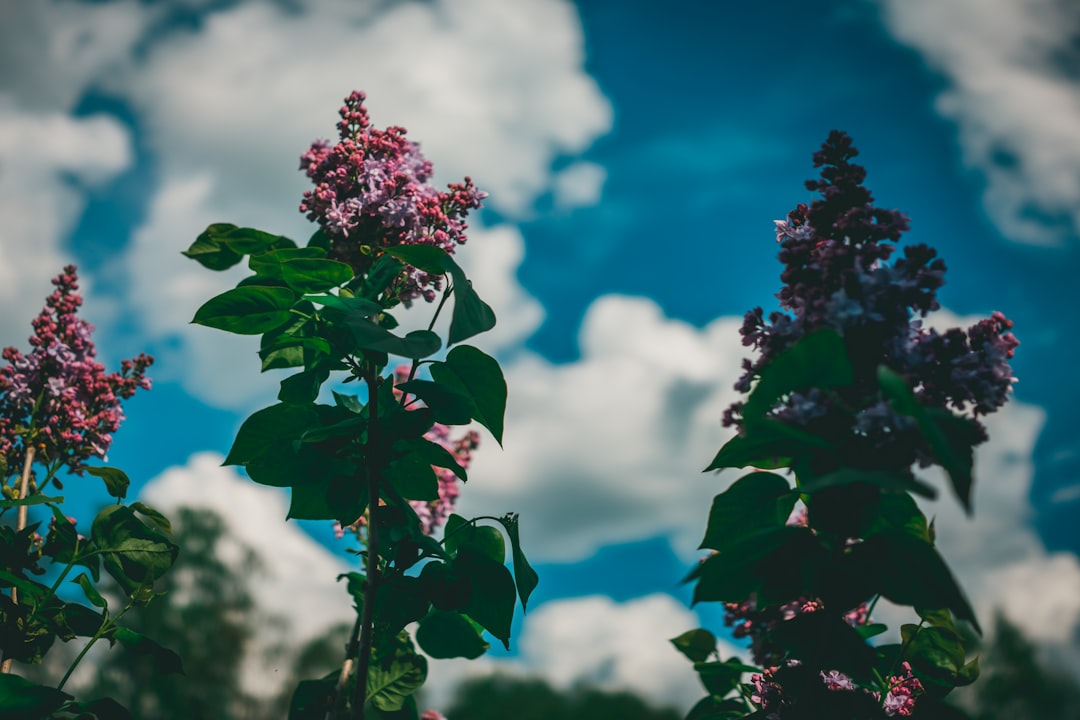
[423,594,735,713]
[552,161,607,210]
[0,102,132,343]
[455,295,746,563]
[881,0,1080,245]
[139,452,355,696]
[76,0,609,409]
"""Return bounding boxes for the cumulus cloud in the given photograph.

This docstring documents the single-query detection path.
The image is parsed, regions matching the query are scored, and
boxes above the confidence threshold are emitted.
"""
[74,0,609,409]
[423,593,733,713]
[881,0,1080,245]
[455,295,747,562]
[0,103,132,343]
[552,161,607,210]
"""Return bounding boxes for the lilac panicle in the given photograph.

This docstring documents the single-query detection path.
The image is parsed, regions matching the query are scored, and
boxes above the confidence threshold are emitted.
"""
[727,131,1018,465]
[299,90,487,306]
[0,266,153,481]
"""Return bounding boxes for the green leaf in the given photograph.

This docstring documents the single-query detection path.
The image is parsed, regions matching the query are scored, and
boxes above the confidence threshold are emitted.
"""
[0,569,47,604]
[443,255,496,346]
[288,675,336,720]
[0,494,63,509]
[416,610,490,659]
[385,245,449,274]
[398,438,468,483]
[691,526,820,606]
[396,380,474,425]
[248,247,326,279]
[743,329,854,422]
[360,255,406,301]
[281,258,354,293]
[183,223,245,270]
[192,286,296,335]
[74,573,107,609]
[0,674,72,714]
[222,226,297,255]
[444,515,505,564]
[113,627,185,675]
[85,466,130,500]
[670,628,717,663]
[429,345,507,445]
[367,638,427,712]
[305,293,383,317]
[860,532,979,633]
[91,505,179,597]
[67,697,134,720]
[455,548,517,648]
[494,513,538,610]
[287,468,367,525]
[346,317,442,359]
[224,403,319,467]
[279,366,331,404]
[694,658,758,697]
[383,453,438,502]
[878,366,980,512]
[800,467,937,499]
[131,502,172,534]
[699,472,796,553]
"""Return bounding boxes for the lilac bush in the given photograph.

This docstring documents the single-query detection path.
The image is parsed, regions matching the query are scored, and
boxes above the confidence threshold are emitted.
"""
[675,131,1014,719]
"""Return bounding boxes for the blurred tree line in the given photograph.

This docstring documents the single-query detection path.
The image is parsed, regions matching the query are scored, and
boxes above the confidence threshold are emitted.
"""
[15,506,1080,719]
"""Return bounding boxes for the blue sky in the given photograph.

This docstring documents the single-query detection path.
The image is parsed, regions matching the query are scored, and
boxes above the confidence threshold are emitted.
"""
[2,0,1079,709]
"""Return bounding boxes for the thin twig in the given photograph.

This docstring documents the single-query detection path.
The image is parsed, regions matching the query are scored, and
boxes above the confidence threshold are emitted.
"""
[327,615,363,720]
[1,445,37,674]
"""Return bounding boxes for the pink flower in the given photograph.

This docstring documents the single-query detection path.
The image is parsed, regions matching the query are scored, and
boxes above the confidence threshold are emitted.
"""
[0,266,152,478]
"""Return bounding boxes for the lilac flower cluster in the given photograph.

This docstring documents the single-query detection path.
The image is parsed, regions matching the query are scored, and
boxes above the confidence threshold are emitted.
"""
[299,91,487,305]
[0,266,152,482]
[725,131,1018,462]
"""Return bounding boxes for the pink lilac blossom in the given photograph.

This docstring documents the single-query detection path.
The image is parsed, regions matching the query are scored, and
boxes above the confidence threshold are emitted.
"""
[419,710,447,720]
[0,266,152,482]
[725,131,1017,466]
[750,667,785,720]
[299,91,487,306]
[880,662,924,717]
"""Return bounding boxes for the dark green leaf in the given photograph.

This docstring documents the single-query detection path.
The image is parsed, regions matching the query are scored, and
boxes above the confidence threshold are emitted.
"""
[396,380,474,425]
[385,245,449,275]
[699,472,796,553]
[281,258,354,293]
[68,697,134,720]
[383,453,438,502]
[84,466,130,500]
[398,438,468,483]
[248,247,326,279]
[113,627,185,675]
[74,573,107,609]
[0,674,71,714]
[429,345,507,445]
[456,549,516,648]
[443,255,496,346]
[692,526,820,606]
[288,468,367,525]
[192,286,296,335]
[91,505,179,597]
[360,255,406,301]
[279,365,331,404]
[346,317,442,359]
[182,223,245,271]
[288,675,336,720]
[695,658,758,697]
[743,329,854,422]
[416,610,490,659]
[222,226,297,255]
[860,532,979,633]
[444,515,505,564]
[224,403,319,467]
[670,628,717,663]
[305,293,383,317]
[494,513,538,610]
[800,467,937,499]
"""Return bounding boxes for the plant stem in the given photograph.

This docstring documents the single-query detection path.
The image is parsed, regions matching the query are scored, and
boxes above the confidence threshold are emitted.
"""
[57,602,132,691]
[352,362,383,720]
[1,445,37,674]
[328,616,363,720]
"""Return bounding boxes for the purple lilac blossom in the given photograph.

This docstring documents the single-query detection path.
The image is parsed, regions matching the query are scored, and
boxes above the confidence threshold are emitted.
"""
[0,266,152,481]
[726,131,1017,467]
[299,90,487,305]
